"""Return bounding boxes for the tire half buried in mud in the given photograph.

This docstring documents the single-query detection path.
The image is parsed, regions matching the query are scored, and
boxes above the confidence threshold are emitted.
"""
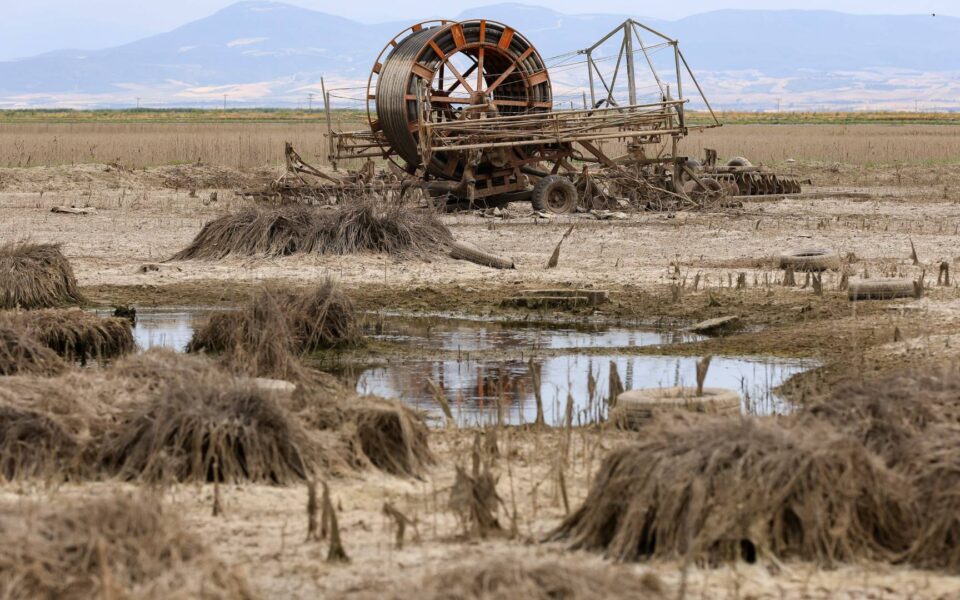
[611,386,740,429]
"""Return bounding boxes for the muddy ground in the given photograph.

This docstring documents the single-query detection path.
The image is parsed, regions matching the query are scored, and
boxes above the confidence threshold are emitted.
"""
[3,161,960,597]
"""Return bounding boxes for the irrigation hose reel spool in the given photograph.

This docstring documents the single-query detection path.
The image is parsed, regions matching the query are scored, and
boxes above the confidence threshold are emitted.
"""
[367,20,554,186]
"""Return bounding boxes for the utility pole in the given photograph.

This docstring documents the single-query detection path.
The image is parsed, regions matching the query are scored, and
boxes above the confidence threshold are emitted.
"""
[777,98,781,112]
[223,94,228,110]
[308,92,314,111]
[136,97,141,109]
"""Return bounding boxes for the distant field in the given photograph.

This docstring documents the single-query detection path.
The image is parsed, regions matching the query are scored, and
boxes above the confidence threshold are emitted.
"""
[2,108,959,126]
[1,109,959,169]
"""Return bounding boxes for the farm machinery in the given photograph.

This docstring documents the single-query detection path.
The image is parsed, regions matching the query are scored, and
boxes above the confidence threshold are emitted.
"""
[311,18,803,212]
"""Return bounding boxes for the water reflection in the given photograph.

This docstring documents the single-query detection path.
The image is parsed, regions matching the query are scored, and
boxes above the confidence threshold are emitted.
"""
[95,308,211,352]
[356,355,814,427]
[367,315,704,352]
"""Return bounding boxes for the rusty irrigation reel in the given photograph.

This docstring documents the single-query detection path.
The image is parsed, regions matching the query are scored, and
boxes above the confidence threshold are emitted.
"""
[369,20,553,181]
[324,17,804,212]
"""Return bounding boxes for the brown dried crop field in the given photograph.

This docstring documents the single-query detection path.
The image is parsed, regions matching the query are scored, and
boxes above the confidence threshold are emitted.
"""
[4,117,960,599]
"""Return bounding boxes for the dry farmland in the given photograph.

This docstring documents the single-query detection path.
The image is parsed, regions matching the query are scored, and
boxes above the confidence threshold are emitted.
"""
[3,111,960,599]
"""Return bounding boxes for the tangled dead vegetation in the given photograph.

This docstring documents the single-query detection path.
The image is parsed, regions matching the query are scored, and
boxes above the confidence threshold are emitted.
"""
[187,280,357,382]
[901,425,960,571]
[804,369,960,467]
[99,365,313,484]
[0,241,85,309]
[0,348,431,482]
[0,493,255,599]
[0,403,80,480]
[171,201,452,261]
[349,398,434,478]
[803,369,960,571]
[381,556,666,600]
[2,309,134,363]
[0,320,67,375]
[292,388,434,479]
[549,419,915,565]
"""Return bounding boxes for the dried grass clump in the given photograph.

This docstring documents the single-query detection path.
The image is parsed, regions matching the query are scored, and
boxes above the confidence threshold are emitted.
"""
[307,201,453,258]
[0,321,67,375]
[0,241,85,309]
[0,404,79,480]
[385,556,665,600]
[187,280,357,381]
[290,389,433,479]
[171,205,317,259]
[100,368,313,483]
[3,309,135,363]
[172,200,452,261]
[804,369,960,466]
[0,493,255,599]
[549,419,915,565]
[900,425,960,570]
[348,398,434,478]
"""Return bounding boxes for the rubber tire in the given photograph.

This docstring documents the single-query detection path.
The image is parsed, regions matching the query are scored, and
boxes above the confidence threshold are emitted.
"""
[450,240,515,270]
[726,156,753,167]
[532,175,578,214]
[778,247,841,272]
[848,278,916,301]
[612,386,740,429]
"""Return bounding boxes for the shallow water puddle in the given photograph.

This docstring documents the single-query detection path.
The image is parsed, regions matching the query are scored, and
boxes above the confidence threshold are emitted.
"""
[355,355,813,427]
[368,314,704,352]
[96,307,213,352]
[108,309,814,425]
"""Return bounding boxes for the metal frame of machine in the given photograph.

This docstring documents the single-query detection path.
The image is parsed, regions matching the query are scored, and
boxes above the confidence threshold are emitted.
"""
[322,18,801,211]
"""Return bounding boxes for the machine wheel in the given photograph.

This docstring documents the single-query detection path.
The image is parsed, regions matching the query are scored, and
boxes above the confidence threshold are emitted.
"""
[726,156,753,167]
[532,175,579,214]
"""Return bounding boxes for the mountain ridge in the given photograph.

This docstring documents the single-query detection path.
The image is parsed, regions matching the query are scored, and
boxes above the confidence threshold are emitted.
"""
[1,1,957,111]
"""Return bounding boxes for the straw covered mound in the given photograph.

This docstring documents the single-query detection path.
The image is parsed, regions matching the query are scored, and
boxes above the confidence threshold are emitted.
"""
[0,493,255,599]
[0,320,67,375]
[187,280,357,381]
[2,308,135,363]
[171,201,452,261]
[0,349,431,483]
[804,369,960,467]
[0,241,85,309]
[99,358,314,484]
[549,419,915,565]
[382,556,666,600]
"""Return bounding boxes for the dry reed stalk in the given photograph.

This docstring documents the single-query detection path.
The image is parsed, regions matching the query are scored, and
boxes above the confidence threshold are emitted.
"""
[323,482,349,562]
[546,224,575,269]
[307,478,320,541]
[0,493,255,599]
[0,242,85,309]
[695,356,712,397]
[382,502,417,549]
[549,419,915,564]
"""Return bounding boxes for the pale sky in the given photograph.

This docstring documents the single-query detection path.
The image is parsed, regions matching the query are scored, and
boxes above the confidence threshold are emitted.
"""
[1,0,952,60]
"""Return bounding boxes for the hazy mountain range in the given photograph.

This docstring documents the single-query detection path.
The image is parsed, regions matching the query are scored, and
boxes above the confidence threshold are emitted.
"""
[1,1,957,111]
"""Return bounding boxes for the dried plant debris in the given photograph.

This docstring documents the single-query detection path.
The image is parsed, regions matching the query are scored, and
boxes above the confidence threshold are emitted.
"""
[377,556,666,600]
[172,201,452,261]
[549,419,915,565]
[187,280,357,382]
[99,368,313,484]
[0,493,256,599]
[0,241,85,309]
